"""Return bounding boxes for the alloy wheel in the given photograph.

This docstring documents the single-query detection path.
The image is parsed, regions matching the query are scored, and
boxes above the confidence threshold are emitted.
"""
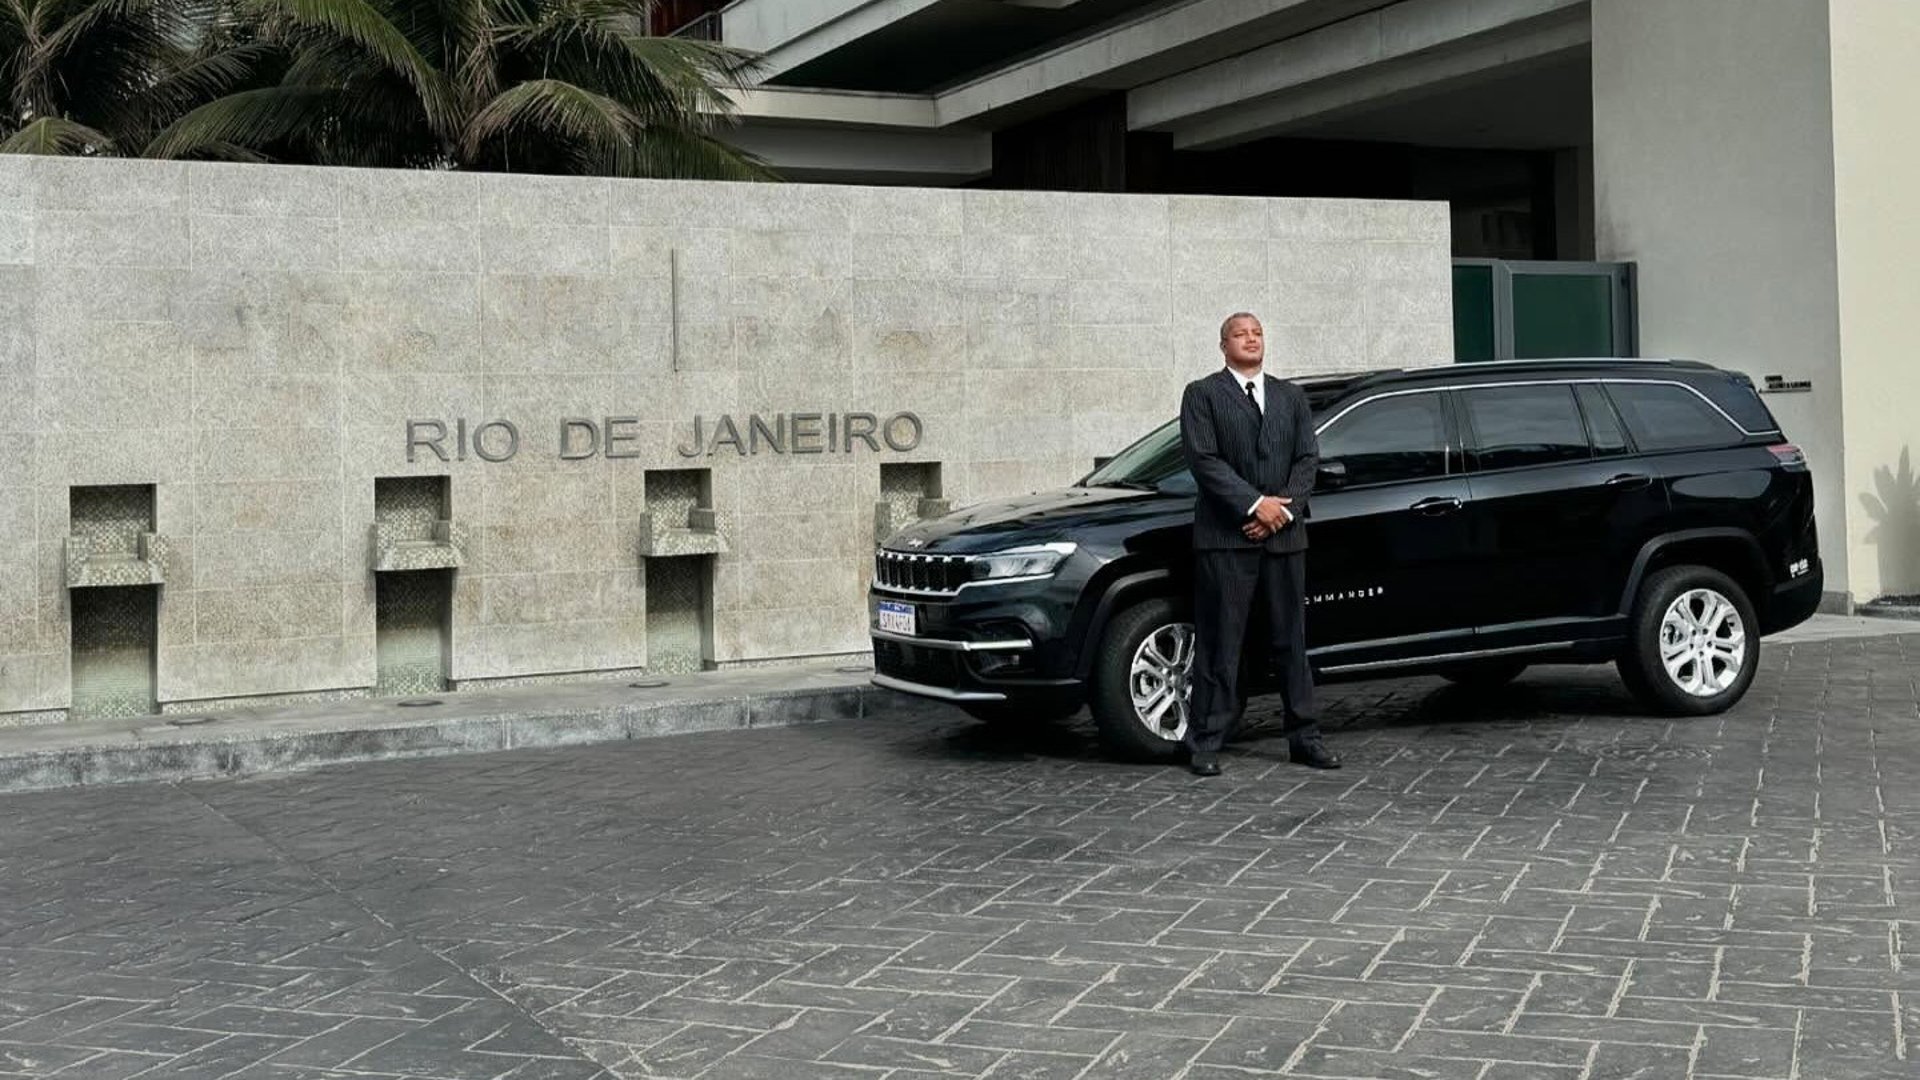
[1658,587,1747,698]
[1129,622,1194,742]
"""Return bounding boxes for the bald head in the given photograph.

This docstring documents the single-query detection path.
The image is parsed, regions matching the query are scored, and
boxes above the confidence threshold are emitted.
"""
[1218,312,1264,371]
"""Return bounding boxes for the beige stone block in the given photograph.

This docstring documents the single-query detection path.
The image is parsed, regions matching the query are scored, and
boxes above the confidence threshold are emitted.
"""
[725,606,866,659]
[193,426,338,483]
[479,570,617,625]
[34,373,183,433]
[36,212,189,269]
[1070,193,1169,239]
[609,226,726,278]
[156,587,193,650]
[192,215,340,271]
[854,324,968,374]
[1270,280,1368,327]
[611,178,850,233]
[1172,235,1266,284]
[479,275,616,371]
[194,480,339,534]
[481,225,609,276]
[1362,199,1450,242]
[331,272,483,375]
[338,167,479,221]
[964,189,1072,237]
[0,374,31,431]
[961,232,1067,279]
[188,162,340,217]
[1071,234,1169,283]
[477,520,621,575]
[0,155,27,212]
[850,187,963,236]
[196,373,339,430]
[478,173,609,226]
[737,559,857,610]
[652,321,731,373]
[1268,199,1366,240]
[0,651,53,713]
[477,464,614,526]
[1366,241,1451,282]
[0,487,33,551]
[1368,322,1452,367]
[850,232,964,279]
[964,322,1064,371]
[0,434,30,489]
[850,278,961,326]
[1066,324,1173,371]
[182,636,364,697]
[34,266,182,324]
[734,276,853,326]
[1170,196,1267,239]
[38,429,192,486]
[192,529,343,588]
[0,213,29,265]
[340,219,478,273]
[1071,280,1170,326]
[729,229,851,281]
[964,279,1069,327]
[605,371,741,426]
[195,582,342,643]
[734,510,867,560]
[35,320,189,381]
[1267,323,1367,370]
[1269,240,1367,284]
[342,374,486,431]
[34,158,184,213]
[479,374,616,432]
[736,312,852,375]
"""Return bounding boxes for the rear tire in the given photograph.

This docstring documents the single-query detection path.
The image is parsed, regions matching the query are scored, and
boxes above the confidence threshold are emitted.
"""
[1617,565,1758,716]
[1088,597,1192,762]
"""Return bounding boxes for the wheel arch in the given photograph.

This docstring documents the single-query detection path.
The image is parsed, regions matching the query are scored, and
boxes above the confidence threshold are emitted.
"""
[1070,565,1185,680]
[1619,529,1773,618]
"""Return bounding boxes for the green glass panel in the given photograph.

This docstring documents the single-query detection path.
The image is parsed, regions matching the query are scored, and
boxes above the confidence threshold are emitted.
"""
[1513,273,1615,359]
[1452,264,1496,362]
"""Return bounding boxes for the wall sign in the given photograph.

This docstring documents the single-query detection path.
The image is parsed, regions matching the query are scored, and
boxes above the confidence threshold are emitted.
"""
[405,413,924,463]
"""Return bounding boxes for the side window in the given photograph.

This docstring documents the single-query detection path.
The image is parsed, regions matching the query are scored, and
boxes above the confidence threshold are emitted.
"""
[1460,385,1591,472]
[1605,382,1743,452]
[1575,384,1630,457]
[1318,393,1449,488]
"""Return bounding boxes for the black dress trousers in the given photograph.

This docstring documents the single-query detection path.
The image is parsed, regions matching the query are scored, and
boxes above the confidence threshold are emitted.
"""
[1187,547,1318,755]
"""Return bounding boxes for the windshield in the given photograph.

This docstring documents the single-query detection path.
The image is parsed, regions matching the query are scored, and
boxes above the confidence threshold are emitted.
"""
[1081,420,1194,495]
[1077,376,1360,495]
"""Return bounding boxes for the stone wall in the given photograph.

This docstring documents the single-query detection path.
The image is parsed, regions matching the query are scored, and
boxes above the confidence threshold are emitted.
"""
[0,157,1452,722]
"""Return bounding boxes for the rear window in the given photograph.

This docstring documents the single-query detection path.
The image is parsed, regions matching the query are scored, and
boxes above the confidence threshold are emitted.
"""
[1604,382,1745,452]
[1697,374,1779,434]
[1460,385,1591,471]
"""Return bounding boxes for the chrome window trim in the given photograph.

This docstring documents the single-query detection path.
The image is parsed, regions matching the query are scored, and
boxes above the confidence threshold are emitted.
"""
[1315,377,1778,440]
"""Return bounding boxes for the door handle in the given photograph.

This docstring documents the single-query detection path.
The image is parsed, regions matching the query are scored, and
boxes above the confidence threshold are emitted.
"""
[1409,496,1463,515]
[1605,473,1653,489]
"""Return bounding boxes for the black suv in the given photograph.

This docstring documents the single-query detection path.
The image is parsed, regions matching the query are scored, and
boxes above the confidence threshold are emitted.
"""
[869,359,1824,761]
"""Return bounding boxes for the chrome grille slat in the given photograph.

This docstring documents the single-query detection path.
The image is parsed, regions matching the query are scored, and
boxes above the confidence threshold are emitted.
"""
[875,550,968,597]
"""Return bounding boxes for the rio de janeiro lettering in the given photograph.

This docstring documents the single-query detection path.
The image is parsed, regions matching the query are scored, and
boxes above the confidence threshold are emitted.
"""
[405,412,923,464]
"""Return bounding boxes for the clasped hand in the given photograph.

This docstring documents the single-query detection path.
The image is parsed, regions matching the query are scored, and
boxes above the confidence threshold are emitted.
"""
[1243,495,1293,541]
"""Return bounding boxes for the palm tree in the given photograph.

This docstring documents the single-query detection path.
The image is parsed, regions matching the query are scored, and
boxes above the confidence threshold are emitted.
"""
[1,0,262,155]
[145,0,773,178]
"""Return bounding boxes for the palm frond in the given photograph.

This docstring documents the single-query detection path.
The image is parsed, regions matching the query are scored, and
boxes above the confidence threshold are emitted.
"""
[244,0,456,134]
[0,112,110,153]
[141,81,335,157]
[462,76,635,165]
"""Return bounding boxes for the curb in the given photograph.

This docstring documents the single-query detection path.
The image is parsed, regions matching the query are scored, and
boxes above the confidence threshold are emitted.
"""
[0,678,875,796]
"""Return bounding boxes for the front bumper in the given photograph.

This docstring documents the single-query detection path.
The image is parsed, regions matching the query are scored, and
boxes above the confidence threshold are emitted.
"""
[866,585,1084,704]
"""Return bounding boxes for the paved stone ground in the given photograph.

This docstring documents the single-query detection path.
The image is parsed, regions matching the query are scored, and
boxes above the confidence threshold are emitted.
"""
[2,634,1918,1080]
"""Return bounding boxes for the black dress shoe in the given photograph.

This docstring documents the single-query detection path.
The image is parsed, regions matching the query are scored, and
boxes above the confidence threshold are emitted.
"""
[1189,752,1222,777]
[1289,736,1342,769]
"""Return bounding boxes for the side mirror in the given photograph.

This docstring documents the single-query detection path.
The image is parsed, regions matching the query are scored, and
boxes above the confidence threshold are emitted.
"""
[1316,461,1348,490]
[1093,456,1113,471]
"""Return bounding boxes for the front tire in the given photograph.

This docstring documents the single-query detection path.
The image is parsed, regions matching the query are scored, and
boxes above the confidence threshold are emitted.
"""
[1088,598,1193,762]
[1618,566,1758,716]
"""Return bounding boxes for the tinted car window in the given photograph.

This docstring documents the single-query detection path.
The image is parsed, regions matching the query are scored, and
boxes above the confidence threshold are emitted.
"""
[1319,393,1448,487]
[1576,384,1630,457]
[1461,384,1590,471]
[1606,382,1743,451]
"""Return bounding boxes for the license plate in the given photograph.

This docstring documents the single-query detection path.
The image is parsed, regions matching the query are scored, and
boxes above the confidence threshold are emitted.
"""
[876,600,916,636]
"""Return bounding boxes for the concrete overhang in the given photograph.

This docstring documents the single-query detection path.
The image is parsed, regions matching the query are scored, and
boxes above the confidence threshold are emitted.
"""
[1128,0,1591,149]
[721,0,942,80]
[724,119,991,185]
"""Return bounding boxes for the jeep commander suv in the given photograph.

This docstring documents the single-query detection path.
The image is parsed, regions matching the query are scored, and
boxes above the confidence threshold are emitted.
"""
[869,359,1823,761]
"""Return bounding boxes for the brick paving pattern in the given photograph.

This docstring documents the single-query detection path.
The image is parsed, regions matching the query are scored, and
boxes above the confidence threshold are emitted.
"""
[2,632,1917,1079]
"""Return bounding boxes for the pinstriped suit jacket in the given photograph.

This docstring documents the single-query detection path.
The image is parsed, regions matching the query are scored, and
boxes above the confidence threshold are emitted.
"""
[1179,369,1320,553]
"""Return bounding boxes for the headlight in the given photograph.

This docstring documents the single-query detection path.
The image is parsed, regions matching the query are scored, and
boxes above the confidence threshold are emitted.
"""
[967,542,1077,582]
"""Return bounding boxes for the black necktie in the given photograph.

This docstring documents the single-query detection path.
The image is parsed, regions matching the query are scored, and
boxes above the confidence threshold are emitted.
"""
[1245,381,1258,412]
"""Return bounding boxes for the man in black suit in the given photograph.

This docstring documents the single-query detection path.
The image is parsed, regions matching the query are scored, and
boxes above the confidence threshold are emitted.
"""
[1177,312,1340,777]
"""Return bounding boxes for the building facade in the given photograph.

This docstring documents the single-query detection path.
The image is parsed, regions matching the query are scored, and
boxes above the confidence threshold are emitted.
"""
[0,157,1450,724]
[693,0,1920,614]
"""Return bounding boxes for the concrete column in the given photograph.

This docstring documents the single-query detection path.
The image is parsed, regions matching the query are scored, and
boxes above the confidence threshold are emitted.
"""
[1828,0,1920,604]
[1591,0,1851,607]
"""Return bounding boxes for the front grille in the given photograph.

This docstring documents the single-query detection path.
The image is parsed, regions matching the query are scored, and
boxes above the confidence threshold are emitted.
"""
[873,639,962,689]
[875,550,969,595]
